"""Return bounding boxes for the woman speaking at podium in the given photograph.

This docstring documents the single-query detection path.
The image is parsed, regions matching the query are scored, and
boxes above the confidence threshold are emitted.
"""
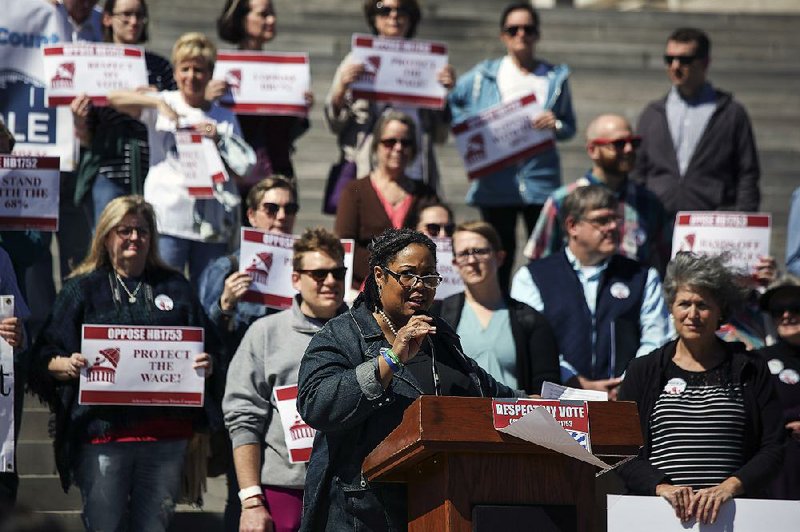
[297,228,522,531]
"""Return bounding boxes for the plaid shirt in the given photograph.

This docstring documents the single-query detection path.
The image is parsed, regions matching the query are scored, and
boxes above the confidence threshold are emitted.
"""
[523,171,671,272]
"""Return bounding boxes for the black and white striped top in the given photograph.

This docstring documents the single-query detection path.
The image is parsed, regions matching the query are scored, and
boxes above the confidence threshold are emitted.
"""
[648,359,746,489]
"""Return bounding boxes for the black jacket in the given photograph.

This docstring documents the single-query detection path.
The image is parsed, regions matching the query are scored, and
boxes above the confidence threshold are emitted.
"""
[632,88,760,215]
[431,293,560,394]
[617,339,784,496]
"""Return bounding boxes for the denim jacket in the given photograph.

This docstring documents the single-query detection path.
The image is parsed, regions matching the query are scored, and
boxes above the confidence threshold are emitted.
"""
[297,301,520,531]
[448,57,576,206]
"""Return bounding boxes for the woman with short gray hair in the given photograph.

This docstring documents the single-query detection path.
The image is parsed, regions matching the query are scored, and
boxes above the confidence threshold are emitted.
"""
[617,252,783,525]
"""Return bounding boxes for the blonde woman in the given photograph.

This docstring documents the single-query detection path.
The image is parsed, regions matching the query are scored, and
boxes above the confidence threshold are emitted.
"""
[29,196,219,532]
[108,32,252,288]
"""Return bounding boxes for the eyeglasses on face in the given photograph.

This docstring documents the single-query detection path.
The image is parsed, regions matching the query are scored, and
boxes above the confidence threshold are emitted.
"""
[663,54,699,66]
[769,304,800,318]
[383,267,442,289]
[503,24,537,37]
[114,225,150,238]
[297,267,347,282]
[112,11,148,23]
[453,247,492,265]
[375,3,411,18]
[590,136,642,151]
[258,202,299,216]
[379,137,413,149]
[580,214,622,229]
[424,223,455,237]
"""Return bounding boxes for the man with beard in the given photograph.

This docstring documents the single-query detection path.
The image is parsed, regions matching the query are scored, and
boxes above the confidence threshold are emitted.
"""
[511,185,671,397]
[524,114,669,273]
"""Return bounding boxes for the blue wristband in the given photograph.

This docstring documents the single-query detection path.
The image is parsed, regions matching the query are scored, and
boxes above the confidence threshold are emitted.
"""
[381,348,401,373]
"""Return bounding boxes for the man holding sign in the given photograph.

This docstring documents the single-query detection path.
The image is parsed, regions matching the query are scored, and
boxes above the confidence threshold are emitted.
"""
[448,2,576,293]
[223,228,347,532]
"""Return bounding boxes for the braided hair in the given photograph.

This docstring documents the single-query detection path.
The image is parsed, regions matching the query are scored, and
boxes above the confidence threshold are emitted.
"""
[355,228,437,312]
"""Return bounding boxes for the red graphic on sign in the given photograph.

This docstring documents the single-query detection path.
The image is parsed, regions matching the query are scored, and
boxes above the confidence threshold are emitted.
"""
[51,62,76,89]
[465,133,487,164]
[359,55,381,83]
[246,252,273,285]
[225,69,242,96]
[678,233,696,252]
[88,347,121,384]
[289,414,314,442]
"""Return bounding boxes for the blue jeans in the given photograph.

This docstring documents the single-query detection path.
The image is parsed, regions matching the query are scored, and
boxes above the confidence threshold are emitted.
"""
[74,439,188,532]
[159,235,228,292]
[90,174,129,231]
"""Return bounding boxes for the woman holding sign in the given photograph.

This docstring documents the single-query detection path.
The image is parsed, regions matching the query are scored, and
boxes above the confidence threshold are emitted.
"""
[297,228,521,531]
[324,0,454,197]
[216,0,312,208]
[617,253,783,525]
[28,196,219,532]
[448,2,576,293]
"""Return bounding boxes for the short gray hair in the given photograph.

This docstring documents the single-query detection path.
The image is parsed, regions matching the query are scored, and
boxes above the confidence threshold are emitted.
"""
[663,252,747,320]
[560,185,618,232]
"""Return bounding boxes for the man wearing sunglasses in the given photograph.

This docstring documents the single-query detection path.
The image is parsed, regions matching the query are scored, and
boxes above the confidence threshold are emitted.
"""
[633,27,760,220]
[524,114,670,274]
[512,185,671,398]
[224,228,347,532]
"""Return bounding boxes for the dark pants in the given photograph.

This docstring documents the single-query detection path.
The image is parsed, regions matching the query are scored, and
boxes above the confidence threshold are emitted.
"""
[480,204,543,293]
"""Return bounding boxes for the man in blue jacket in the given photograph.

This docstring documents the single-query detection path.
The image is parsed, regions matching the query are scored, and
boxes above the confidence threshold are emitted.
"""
[511,186,671,398]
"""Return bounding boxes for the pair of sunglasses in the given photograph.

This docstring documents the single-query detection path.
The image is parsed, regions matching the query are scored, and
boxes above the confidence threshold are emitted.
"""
[375,4,411,17]
[379,137,413,149]
[424,223,455,237]
[503,24,537,37]
[296,267,347,282]
[259,202,299,216]
[663,54,699,66]
[590,136,642,151]
[769,304,800,318]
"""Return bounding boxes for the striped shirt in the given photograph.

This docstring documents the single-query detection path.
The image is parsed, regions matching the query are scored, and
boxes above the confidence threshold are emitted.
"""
[649,360,745,489]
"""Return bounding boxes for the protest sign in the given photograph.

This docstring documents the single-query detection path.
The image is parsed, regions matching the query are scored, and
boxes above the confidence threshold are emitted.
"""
[671,212,771,273]
[42,43,148,106]
[273,384,315,463]
[492,398,592,451]
[0,296,14,473]
[452,93,555,179]
[214,51,310,116]
[349,34,448,109]
[239,228,355,310]
[175,131,228,198]
[432,237,464,301]
[0,156,60,230]
[79,325,205,407]
[0,0,76,170]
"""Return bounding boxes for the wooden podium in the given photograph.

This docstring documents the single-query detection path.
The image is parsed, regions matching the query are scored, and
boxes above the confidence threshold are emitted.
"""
[362,396,642,532]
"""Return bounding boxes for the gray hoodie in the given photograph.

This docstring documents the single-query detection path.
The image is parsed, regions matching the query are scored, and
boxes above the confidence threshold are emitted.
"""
[223,296,345,488]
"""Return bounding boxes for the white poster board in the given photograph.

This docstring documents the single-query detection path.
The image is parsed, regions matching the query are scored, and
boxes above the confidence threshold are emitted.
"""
[349,33,448,109]
[607,495,800,531]
[273,384,315,464]
[0,156,60,230]
[432,237,464,301]
[42,43,148,105]
[452,93,555,180]
[79,325,205,407]
[671,212,771,273]
[174,132,228,198]
[0,296,14,473]
[214,51,310,116]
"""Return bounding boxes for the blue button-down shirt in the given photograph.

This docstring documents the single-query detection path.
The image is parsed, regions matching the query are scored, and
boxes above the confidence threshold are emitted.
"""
[666,83,717,176]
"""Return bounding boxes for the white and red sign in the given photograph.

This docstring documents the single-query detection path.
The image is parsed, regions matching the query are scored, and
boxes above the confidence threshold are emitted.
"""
[0,156,60,231]
[79,325,205,407]
[175,131,228,198]
[273,384,315,463]
[492,398,592,451]
[349,34,448,109]
[452,93,555,180]
[671,212,771,273]
[0,296,14,473]
[239,228,355,310]
[214,51,310,116]
[432,237,464,301]
[42,43,148,106]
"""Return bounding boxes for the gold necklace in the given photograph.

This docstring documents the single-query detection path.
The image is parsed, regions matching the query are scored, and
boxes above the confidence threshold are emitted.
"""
[115,272,143,303]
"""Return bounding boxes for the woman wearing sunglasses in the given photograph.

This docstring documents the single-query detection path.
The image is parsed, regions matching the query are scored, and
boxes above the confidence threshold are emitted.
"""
[758,276,800,499]
[432,221,559,394]
[324,0,454,195]
[407,199,455,239]
[335,111,438,290]
[297,228,521,531]
[448,2,576,292]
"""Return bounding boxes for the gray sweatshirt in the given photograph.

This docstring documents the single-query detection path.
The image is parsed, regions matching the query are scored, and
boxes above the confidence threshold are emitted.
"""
[223,296,344,489]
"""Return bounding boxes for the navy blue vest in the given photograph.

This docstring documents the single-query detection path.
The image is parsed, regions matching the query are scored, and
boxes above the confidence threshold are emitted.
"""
[527,251,649,379]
